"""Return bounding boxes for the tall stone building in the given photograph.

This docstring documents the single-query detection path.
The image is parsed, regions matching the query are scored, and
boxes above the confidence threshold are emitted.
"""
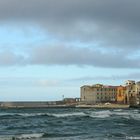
[117,86,126,104]
[81,84,117,104]
[125,80,140,106]
[136,81,140,105]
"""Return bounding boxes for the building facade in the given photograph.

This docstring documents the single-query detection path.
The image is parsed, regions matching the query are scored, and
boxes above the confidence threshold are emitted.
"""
[125,81,140,105]
[125,80,135,86]
[81,84,117,104]
[117,86,126,104]
[81,80,140,105]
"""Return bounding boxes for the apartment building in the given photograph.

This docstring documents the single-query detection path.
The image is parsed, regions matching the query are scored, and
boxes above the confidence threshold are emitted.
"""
[81,84,117,104]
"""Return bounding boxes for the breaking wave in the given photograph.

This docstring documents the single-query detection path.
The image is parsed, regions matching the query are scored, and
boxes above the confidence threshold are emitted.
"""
[0,132,84,140]
[0,108,140,140]
[0,111,112,119]
[0,112,87,118]
[0,109,139,120]
[89,110,111,118]
[13,133,44,139]
[46,112,87,118]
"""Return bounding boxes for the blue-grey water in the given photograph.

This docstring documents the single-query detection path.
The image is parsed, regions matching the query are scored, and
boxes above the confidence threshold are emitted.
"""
[0,108,140,140]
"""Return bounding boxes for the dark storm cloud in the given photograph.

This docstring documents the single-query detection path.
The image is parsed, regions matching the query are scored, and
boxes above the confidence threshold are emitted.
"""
[0,0,140,48]
[0,0,140,68]
[29,45,140,68]
[0,45,140,68]
[0,51,25,66]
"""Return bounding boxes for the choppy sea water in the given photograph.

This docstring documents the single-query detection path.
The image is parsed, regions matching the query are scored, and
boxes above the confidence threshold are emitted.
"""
[0,108,140,140]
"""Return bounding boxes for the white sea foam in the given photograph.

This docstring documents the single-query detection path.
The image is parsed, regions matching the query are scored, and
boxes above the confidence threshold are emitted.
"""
[112,109,140,120]
[0,113,16,116]
[14,133,44,139]
[132,109,139,113]
[0,133,43,140]
[48,112,87,118]
[18,113,45,117]
[113,111,129,116]
[130,113,140,120]
[0,136,12,140]
[0,112,44,117]
[0,112,87,118]
[112,110,131,119]
[89,110,111,118]
[113,109,123,112]
[0,109,139,120]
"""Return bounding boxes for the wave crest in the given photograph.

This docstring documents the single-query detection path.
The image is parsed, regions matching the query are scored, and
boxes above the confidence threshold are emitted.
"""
[0,109,139,120]
[13,133,44,139]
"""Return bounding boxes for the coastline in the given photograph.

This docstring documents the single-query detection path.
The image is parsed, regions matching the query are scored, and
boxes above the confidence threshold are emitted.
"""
[0,103,131,109]
[76,104,130,109]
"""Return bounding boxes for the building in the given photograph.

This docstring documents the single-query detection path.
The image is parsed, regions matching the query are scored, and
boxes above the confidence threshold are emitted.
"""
[125,81,140,106]
[81,84,117,104]
[81,85,97,104]
[80,80,140,105]
[117,86,126,104]
[136,82,140,105]
[125,80,135,86]
[63,98,80,104]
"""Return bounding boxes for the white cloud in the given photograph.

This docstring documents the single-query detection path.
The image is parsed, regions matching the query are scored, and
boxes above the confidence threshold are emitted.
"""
[37,79,60,87]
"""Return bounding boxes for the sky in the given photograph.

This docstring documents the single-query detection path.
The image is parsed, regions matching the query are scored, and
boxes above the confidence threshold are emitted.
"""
[0,0,140,101]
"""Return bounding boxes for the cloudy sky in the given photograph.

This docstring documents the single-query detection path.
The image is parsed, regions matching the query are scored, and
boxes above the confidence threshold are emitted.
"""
[0,0,140,101]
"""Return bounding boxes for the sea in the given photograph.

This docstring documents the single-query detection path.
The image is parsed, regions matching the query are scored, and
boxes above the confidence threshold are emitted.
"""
[0,108,140,140]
